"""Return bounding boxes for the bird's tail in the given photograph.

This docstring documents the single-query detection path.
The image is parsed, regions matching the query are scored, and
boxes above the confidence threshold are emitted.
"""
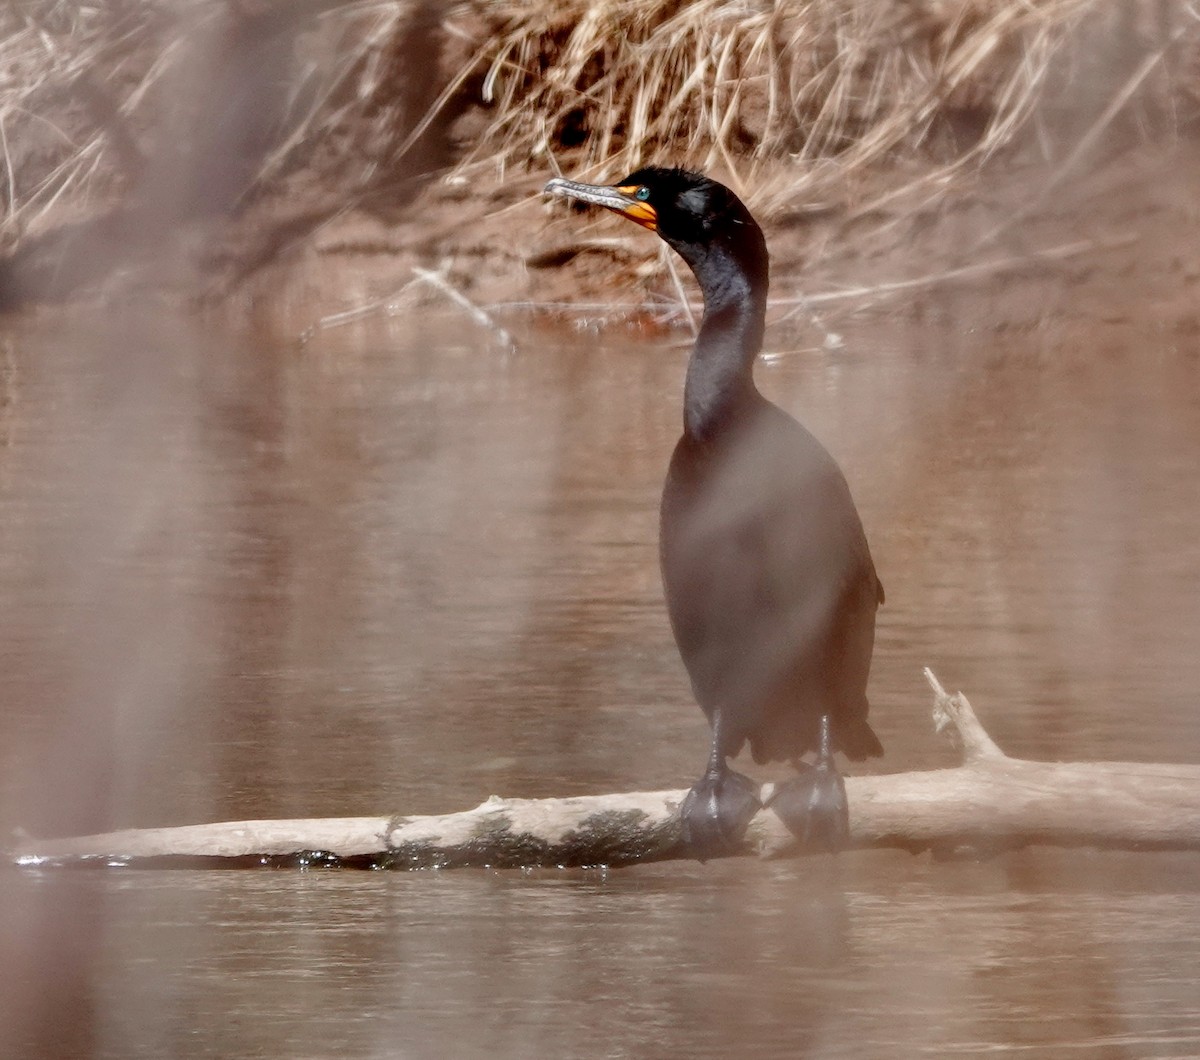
[836,712,884,760]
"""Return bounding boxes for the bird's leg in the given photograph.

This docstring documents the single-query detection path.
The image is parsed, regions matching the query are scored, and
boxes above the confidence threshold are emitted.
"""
[766,714,850,850]
[679,714,761,859]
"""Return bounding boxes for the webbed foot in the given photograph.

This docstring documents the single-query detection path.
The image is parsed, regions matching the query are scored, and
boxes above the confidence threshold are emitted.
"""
[680,766,761,859]
[767,715,850,850]
[767,761,849,850]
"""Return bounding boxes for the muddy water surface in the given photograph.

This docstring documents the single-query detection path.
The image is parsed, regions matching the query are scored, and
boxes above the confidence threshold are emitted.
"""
[1,306,1198,1057]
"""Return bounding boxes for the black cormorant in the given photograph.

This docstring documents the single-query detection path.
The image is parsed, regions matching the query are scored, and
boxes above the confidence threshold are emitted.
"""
[545,168,883,856]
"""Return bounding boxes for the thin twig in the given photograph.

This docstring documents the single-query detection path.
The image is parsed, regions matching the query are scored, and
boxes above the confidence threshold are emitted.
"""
[300,277,422,343]
[660,242,697,335]
[0,114,14,222]
[412,266,516,353]
[776,236,1133,314]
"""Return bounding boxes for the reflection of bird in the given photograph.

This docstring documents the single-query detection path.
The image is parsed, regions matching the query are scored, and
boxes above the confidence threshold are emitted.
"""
[545,168,883,856]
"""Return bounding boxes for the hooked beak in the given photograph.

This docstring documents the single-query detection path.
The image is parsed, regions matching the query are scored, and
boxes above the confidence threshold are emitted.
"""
[543,177,657,231]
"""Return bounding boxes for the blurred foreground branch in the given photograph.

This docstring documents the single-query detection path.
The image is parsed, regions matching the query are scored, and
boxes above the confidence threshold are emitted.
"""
[11,669,1200,870]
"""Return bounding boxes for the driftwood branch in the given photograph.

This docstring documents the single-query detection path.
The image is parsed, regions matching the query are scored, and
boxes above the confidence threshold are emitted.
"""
[11,670,1200,870]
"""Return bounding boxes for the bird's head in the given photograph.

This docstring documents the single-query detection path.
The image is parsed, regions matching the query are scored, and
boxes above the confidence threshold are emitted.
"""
[544,167,767,285]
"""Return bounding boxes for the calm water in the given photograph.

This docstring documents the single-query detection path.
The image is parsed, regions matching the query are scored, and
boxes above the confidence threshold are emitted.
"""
[1,304,1198,1057]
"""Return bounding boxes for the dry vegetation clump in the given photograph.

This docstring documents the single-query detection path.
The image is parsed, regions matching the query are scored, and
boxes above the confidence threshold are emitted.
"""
[0,0,1195,295]
[462,0,1196,212]
[0,2,155,245]
[463,1,1067,187]
[0,0,449,251]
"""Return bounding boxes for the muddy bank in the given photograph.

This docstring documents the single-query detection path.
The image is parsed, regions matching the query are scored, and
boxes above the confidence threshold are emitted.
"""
[230,136,1200,348]
[7,136,1198,350]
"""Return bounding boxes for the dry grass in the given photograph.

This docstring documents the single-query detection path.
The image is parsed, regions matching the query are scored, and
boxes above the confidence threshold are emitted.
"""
[457,0,1182,206]
[0,1,439,244]
[0,0,1195,259]
[0,2,165,241]
[460,0,1080,196]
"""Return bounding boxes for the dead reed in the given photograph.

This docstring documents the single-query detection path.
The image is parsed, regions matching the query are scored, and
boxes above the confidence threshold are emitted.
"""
[460,0,1099,204]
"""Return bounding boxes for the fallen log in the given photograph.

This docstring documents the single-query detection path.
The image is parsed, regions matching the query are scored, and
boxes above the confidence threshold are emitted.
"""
[11,670,1200,870]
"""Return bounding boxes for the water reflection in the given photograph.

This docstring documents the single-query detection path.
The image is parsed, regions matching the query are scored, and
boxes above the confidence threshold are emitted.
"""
[5,854,1200,1057]
[1,305,1198,1056]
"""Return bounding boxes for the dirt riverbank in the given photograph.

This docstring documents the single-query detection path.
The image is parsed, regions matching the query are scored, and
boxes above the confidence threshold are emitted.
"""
[222,133,1200,348]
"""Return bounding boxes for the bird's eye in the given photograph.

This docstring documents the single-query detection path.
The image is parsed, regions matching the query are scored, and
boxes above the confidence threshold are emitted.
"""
[635,186,651,202]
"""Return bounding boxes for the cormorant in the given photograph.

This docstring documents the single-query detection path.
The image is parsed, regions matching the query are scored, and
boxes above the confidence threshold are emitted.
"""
[544,168,883,856]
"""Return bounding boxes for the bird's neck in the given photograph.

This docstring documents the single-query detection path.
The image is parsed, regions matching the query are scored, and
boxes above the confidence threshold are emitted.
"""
[682,247,767,440]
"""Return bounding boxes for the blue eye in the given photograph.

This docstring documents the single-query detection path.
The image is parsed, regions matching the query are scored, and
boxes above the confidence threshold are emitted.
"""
[635,186,651,202]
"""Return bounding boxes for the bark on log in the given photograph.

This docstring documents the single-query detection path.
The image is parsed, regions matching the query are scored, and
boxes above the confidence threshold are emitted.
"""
[11,670,1200,869]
